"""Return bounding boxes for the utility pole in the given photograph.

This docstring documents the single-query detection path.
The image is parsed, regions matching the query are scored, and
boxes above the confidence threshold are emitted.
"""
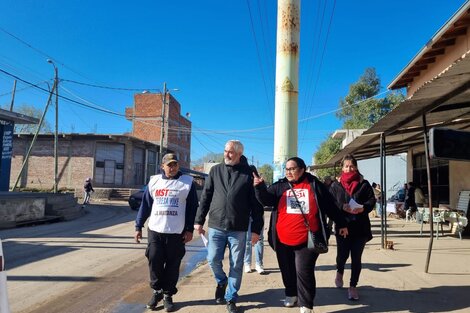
[159,82,167,164]
[9,80,17,111]
[48,59,59,193]
[273,0,300,181]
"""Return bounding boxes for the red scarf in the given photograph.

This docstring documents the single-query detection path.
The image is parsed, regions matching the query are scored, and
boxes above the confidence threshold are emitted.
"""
[340,171,361,196]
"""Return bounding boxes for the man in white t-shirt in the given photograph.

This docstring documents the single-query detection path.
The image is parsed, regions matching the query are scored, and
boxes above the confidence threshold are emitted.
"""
[134,153,198,312]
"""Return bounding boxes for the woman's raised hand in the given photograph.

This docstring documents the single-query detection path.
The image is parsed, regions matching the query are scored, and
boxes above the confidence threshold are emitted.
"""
[253,172,264,186]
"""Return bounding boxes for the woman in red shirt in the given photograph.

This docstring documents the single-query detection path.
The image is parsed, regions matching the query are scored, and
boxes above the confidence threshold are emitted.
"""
[254,157,348,313]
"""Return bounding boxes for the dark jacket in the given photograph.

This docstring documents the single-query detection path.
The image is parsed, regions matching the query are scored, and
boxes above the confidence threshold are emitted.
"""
[84,181,94,192]
[329,177,376,241]
[254,172,347,251]
[135,171,199,233]
[194,157,263,235]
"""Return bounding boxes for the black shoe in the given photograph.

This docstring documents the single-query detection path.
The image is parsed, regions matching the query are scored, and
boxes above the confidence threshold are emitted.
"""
[163,294,175,312]
[226,301,238,313]
[215,282,227,304]
[146,290,163,310]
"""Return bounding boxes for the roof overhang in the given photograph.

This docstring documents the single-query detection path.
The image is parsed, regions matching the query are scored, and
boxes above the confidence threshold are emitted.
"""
[315,49,470,169]
[0,108,39,124]
[389,0,470,90]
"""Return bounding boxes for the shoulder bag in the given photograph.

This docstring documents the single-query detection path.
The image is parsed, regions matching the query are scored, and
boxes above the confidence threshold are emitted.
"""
[287,182,328,254]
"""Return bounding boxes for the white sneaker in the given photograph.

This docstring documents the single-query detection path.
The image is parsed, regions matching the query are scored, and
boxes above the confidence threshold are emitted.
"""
[244,264,252,273]
[284,296,298,307]
[300,306,313,313]
[255,264,265,274]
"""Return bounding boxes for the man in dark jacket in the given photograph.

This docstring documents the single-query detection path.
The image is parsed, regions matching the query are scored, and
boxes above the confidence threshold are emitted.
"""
[194,140,263,313]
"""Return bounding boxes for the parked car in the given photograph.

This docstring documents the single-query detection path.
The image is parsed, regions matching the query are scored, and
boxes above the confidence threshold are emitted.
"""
[129,186,146,210]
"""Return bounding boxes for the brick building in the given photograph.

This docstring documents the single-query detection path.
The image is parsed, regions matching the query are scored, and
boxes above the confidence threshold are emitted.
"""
[125,92,191,168]
[10,134,160,190]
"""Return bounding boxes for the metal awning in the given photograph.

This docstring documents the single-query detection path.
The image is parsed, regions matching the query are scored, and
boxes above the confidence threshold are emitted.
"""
[316,50,470,169]
[0,108,39,124]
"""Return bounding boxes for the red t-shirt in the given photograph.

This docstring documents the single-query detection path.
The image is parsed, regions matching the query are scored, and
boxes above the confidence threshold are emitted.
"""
[276,178,319,246]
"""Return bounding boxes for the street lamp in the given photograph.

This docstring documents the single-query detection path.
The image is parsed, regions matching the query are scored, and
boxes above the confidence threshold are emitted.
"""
[47,59,59,193]
[159,83,179,158]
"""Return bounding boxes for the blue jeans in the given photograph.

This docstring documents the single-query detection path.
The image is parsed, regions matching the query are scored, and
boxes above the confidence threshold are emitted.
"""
[244,221,264,266]
[207,227,246,303]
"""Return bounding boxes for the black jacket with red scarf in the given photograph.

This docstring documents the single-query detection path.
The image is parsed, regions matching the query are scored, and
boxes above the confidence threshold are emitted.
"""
[254,172,347,251]
[329,177,376,241]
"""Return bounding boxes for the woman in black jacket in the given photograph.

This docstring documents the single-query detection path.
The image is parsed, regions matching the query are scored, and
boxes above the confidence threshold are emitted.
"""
[329,154,376,301]
[254,157,348,313]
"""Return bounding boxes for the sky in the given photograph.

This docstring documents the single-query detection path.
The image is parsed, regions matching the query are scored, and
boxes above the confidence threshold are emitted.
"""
[0,0,467,168]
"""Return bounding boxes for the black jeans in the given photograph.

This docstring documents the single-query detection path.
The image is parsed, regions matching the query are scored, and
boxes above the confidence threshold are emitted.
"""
[275,240,319,309]
[146,229,185,295]
[335,235,367,287]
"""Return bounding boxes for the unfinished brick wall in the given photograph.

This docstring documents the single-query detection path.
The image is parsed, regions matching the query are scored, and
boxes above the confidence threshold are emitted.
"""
[10,137,95,190]
[126,93,191,167]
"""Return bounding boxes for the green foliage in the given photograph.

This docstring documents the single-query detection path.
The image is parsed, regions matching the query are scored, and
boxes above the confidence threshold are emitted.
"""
[1,103,52,133]
[192,152,224,167]
[258,164,273,185]
[313,135,341,179]
[336,68,404,129]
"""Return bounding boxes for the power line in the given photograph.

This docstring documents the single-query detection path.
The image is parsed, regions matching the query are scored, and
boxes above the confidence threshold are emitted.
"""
[61,79,160,92]
[0,67,126,117]
[246,0,274,121]
[0,26,93,81]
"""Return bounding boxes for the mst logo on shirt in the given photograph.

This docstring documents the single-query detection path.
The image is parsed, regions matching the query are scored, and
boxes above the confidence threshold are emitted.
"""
[154,188,180,208]
[286,188,310,214]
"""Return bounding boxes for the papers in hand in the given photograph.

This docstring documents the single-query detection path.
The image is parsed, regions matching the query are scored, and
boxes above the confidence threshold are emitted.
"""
[349,198,363,211]
[201,234,208,247]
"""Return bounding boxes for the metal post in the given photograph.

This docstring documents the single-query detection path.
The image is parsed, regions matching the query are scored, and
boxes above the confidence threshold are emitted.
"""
[383,134,388,247]
[273,0,300,181]
[380,133,385,249]
[423,113,434,273]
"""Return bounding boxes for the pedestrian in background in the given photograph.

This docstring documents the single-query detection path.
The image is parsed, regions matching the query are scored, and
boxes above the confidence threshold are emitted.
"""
[243,156,265,275]
[329,154,376,301]
[371,182,382,216]
[254,157,348,313]
[194,140,264,313]
[83,177,94,205]
[404,182,417,213]
[414,184,425,207]
[134,153,198,312]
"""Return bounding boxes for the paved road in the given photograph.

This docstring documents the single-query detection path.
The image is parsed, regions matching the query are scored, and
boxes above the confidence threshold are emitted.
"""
[3,205,469,313]
[1,201,206,313]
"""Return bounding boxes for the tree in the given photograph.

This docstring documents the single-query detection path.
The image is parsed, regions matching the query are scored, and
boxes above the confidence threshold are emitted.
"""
[258,164,273,185]
[1,104,52,133]
[192,152,224,168]
[313,135,342,179]
[336,68,404,129]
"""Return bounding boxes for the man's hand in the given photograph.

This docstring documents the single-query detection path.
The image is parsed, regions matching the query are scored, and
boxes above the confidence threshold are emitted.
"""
[251,232,260,245]
[252,172,264,186]
[338,227,349,238]
[182,231,193,244]
[134,230,142,243]
[194,224,205,236]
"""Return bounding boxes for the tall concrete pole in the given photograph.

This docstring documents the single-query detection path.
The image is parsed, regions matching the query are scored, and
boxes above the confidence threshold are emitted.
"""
[273,0,300,180]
